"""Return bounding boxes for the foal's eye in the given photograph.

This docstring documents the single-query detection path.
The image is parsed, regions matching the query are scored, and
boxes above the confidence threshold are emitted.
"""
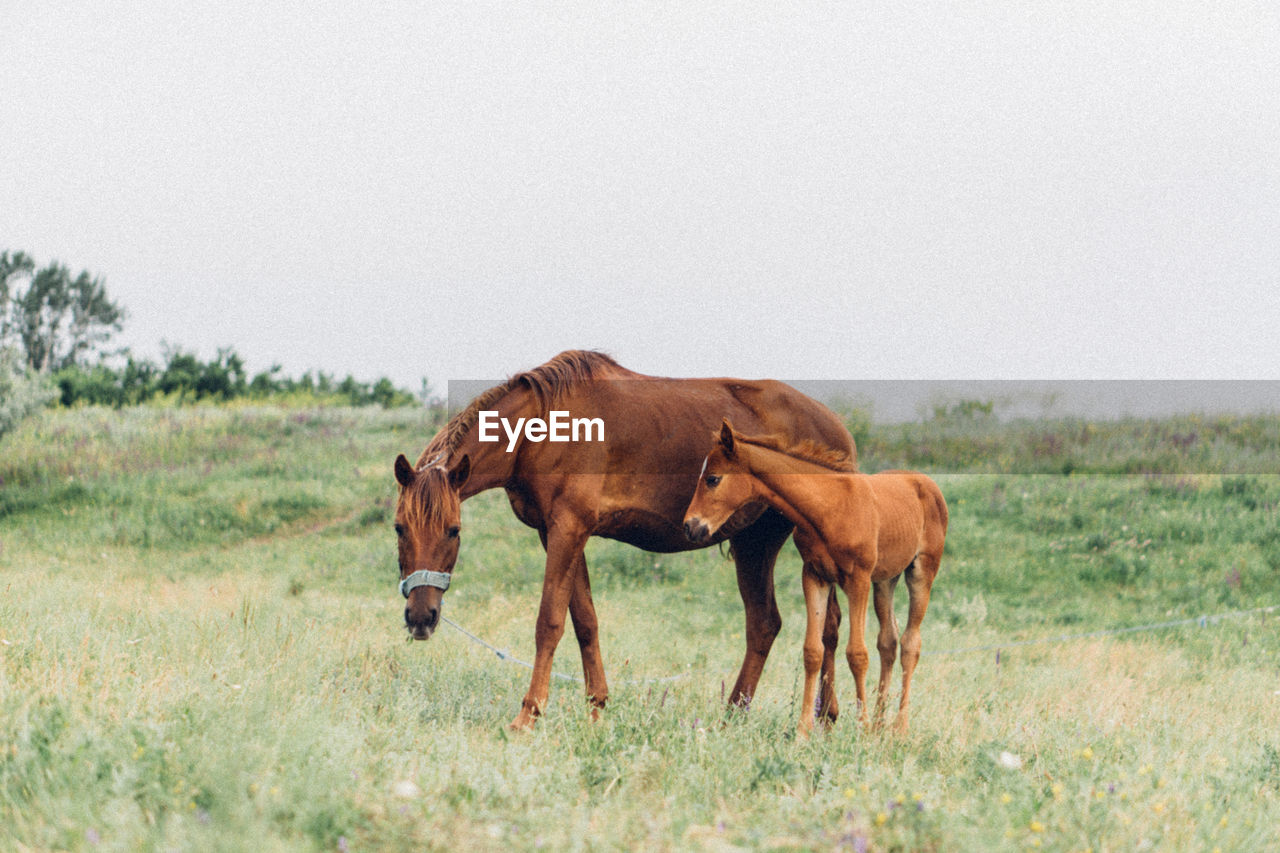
[394,523,406,537]
[446,526,460,539]
[705,474,722,488]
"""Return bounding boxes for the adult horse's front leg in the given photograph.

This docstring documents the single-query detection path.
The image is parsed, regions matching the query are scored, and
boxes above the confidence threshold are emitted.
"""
[567,552,609,717]
[726,513,789,712]
[510,517,592,731]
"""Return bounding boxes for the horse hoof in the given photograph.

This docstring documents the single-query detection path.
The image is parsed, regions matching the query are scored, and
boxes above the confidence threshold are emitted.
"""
[508,714,537,732]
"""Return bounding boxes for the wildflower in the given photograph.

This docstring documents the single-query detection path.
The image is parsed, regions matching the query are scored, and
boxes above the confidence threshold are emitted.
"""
[998,751,1023,770]
[1000,793,1013,804]
[1219,815,1228,828]
[338,837,349,852]
[1138,763,1153,775]
[1079,746,1094,760]
[1051,783,1063,799]
[86,828,101,845]
[393,780,421,799]
[875,812,888,826]
[1030,820,1044,833]
[844,788,856,799]
[1152,802,1165,815]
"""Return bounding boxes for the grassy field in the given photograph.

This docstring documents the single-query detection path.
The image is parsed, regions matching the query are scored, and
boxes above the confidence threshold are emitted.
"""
[2,403,1279,851]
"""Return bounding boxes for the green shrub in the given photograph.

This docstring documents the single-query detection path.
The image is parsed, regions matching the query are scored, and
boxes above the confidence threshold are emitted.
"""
[0,348,55,440]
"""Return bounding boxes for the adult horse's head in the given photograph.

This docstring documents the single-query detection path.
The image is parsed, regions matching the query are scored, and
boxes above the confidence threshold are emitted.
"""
[683,420,756,545]
[393,452,470,640]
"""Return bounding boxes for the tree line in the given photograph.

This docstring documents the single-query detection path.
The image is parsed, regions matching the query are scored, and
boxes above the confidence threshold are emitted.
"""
[1,250,418,416]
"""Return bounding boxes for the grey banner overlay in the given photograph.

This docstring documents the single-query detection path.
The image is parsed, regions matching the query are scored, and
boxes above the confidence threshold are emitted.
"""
[438,380,1280,475]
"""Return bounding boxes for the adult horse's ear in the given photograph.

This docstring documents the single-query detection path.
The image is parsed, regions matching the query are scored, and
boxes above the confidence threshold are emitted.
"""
[394,454,416,488]
[449,454,471,490]
[719,419,736,458]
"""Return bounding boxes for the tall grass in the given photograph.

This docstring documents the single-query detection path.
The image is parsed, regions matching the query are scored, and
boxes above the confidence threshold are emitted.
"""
[2,405,1278,850]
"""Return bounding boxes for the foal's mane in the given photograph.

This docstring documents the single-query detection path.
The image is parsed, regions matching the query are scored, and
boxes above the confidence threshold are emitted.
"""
[732,431,857,473]
[417,350,625,466]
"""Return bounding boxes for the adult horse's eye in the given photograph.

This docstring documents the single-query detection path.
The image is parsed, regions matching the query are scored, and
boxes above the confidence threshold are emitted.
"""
[705,475,721,488]
[447,526,460,539]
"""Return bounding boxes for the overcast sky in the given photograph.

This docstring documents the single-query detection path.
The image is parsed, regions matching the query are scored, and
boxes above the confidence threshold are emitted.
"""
[3,2,1278,391]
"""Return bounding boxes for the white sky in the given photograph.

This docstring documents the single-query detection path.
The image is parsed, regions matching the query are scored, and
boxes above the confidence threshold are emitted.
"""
[3,2,1278,391]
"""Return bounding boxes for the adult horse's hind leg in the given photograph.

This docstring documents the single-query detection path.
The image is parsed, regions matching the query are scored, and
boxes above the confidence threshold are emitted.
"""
[567,552,609,718]
[895,554,939,734]
[872,576,900,728]
[726,512,790,712]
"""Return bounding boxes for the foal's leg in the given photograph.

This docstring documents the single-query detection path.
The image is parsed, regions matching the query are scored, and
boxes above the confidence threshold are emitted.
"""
[798,570,831,738]
[818,587,842,725]
[872,576,901,728]
[841,565,874,726]
[896,554,939,734]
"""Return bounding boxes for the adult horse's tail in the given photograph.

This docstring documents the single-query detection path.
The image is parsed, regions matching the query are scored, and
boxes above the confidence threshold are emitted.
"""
[930,482,949,537]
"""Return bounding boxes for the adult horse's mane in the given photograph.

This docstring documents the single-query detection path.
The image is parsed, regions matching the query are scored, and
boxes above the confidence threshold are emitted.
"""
[398,466,460,527]
[731,430,857,473]
[417,350,627,466]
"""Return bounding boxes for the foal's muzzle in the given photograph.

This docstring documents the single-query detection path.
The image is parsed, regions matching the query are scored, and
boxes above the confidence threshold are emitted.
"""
[684,517,712,544]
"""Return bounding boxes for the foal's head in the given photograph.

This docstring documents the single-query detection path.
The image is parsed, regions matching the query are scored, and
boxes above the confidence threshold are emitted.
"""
[683,420,757,545]
[392,453,470,640]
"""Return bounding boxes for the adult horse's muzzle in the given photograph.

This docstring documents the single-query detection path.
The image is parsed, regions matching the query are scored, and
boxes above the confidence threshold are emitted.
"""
[401,570,451,640]
[683,516,713,545]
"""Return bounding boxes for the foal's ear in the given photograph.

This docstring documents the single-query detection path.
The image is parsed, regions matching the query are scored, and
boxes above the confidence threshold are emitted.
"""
[719,419,736,458]
[449,454,471,490]
[394,454,416,488]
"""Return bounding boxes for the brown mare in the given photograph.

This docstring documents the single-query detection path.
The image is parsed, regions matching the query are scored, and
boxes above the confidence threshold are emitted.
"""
[392,351,856,730]
[683,421,948,735]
